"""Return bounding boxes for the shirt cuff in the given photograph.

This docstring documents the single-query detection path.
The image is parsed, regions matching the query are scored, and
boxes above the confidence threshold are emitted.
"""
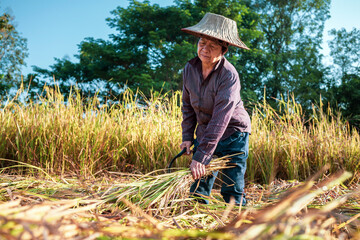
[182,135,194,142]
[193,150,212,165]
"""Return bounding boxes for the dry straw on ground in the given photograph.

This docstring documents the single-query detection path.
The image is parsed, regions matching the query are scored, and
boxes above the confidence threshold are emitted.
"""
[0,165,359,239]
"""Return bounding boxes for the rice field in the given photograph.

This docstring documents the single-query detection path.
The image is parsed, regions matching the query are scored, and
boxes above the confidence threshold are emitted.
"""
[0,86,360,239]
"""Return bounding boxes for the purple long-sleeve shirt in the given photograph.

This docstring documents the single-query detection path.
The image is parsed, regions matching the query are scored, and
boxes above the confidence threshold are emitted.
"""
[181,56,251,165]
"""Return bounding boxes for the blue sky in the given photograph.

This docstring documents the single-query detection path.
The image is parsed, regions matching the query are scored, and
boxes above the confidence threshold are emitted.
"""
[1,0,359,75]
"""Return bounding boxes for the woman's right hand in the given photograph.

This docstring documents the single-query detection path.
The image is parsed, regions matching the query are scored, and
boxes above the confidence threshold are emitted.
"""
[180,141,192,155]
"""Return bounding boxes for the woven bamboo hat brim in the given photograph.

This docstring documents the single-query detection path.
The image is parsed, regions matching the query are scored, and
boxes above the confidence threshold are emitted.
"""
[181,12,249,50]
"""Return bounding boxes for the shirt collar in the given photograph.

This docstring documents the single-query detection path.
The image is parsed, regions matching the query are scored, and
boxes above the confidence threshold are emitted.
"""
[189,56,225,73]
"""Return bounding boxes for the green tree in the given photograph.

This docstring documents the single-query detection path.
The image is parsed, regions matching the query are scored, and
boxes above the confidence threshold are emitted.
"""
[249,0,330,108]
[32,0,262,100]
[31,0,332,110]
[326,28,360,126]
[0,10,28,95]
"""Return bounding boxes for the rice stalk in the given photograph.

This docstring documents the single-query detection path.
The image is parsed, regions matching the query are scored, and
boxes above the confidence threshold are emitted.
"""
[1,85,359,184]
[100,158,233,214]
[249,95,360,184]
[0,158,55,181]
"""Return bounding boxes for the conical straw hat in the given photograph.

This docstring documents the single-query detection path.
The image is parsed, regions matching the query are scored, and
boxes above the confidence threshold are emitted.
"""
[181,12,249,50]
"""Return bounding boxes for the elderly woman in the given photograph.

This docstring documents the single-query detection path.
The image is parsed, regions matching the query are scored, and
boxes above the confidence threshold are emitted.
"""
[180,13,251,206]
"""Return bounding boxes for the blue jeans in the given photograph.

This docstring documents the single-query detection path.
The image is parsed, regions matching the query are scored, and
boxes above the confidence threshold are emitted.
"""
[190,131,249,206]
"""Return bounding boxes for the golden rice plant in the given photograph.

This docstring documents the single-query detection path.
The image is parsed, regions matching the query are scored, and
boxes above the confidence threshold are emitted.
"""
[0,85,183,176]
[0,84,359,184]
[248,95,360,184]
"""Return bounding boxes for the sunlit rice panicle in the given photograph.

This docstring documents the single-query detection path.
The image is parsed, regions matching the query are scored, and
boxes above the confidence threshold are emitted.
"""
[0,86,183,176]
[248,95,360,184]
[0,85,359,184]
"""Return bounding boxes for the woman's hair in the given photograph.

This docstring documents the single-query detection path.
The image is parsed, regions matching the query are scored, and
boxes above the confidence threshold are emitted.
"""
[216,39,229,54]
[221,45,228,54]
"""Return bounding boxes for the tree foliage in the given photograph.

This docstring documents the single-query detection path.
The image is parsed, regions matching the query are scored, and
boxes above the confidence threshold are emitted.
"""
[27,0,359,127]
[248,0,330,108]
[32,0,262,100]
[326,28,360,125]
[0,10,28,95]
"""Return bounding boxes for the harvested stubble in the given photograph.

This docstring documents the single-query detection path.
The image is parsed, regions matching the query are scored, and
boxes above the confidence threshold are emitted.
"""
[0,170,359,239]
[221,170,360,239]
[0,198,102,240]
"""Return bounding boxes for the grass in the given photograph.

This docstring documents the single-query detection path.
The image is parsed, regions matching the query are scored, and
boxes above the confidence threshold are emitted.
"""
[249,95,360,184]
[1,84,359,239]
[0,86,183,177]
[0,84,359,185]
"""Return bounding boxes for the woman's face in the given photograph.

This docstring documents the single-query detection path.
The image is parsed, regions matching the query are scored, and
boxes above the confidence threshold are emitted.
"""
[197,38,223,66]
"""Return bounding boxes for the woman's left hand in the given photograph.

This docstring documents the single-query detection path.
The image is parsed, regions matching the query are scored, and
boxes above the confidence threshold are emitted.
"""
[190,160,206,180]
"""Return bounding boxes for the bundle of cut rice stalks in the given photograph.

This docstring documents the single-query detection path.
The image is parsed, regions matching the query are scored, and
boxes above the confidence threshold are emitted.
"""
[100,158,233,214]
